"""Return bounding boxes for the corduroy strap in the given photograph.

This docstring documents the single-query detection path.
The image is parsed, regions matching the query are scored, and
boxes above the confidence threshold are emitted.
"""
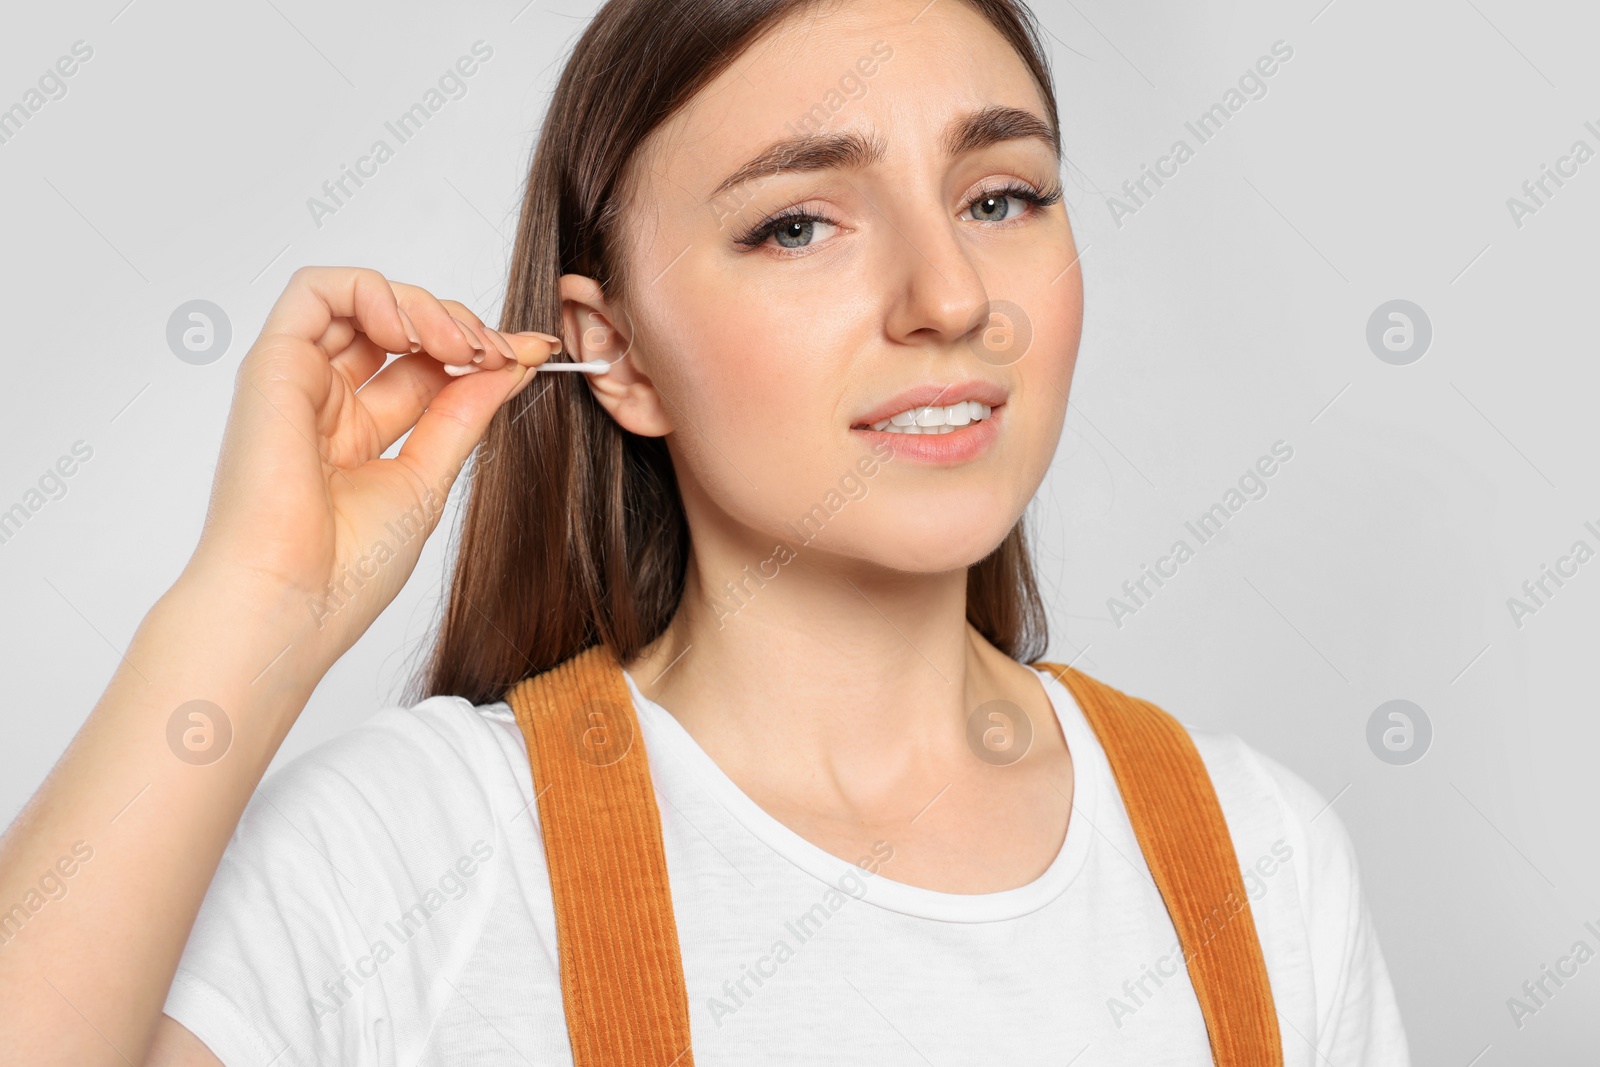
[1033,660,1284,1066]
[504,642,695,1067]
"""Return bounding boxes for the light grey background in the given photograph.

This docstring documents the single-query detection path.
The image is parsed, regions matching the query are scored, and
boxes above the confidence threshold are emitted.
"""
[3,0,1596,1061]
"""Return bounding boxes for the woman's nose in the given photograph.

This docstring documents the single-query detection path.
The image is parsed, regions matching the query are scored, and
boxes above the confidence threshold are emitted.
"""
[877,201,993,350]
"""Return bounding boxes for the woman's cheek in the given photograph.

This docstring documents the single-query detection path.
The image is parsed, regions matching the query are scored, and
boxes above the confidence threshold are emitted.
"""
[666,349,807,499]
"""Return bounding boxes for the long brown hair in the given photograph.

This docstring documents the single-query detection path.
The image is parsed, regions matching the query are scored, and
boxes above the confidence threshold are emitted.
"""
[410,0,1060,707]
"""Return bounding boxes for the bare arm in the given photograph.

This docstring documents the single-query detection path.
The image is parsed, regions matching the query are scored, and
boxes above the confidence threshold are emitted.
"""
[0,267,557,1066]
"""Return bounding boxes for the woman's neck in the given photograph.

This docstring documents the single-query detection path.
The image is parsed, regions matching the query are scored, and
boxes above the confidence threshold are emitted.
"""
[622,547,1075,895]
[623,547,1052,822]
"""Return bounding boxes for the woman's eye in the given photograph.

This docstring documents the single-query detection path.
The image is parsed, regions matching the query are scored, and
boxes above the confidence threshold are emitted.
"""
[966,192,1028,222]
[768,216,836,249]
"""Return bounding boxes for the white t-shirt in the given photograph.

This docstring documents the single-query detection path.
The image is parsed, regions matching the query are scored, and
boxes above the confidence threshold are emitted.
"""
[163,664,1411,1065]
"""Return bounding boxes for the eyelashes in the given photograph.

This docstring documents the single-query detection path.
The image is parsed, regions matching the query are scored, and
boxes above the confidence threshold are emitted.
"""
[732,178,1065,253]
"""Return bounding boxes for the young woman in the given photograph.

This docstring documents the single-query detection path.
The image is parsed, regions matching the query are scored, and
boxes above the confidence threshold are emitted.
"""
[0,0,1411,1062]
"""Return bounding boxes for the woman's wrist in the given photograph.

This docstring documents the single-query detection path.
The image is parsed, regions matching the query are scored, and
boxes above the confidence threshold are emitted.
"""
[135,563,331,745]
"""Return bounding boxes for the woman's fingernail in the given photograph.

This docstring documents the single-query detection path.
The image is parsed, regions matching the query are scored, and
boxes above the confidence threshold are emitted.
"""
[482,328,517,363]
[397,307,422,352]
[451,317,487,354]
[515,330,563,354]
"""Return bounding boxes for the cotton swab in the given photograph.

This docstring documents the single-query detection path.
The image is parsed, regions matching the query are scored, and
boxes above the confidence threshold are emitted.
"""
[443,359,610,377]
[534,360,611,373]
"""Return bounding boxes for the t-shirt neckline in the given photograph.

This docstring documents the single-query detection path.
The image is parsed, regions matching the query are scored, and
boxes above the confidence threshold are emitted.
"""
[621,663,1102,923]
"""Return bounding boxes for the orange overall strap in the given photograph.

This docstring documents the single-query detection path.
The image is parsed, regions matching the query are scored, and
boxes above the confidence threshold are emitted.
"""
[504,642,695,1067]
[1033,661,1283,1066]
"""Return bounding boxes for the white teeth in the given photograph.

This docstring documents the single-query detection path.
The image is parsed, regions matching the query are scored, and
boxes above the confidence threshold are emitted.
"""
[870,400,993,433]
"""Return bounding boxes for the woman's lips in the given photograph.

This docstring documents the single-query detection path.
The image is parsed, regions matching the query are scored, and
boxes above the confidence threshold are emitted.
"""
[852,403,1004,465]
[852,379,1009,429]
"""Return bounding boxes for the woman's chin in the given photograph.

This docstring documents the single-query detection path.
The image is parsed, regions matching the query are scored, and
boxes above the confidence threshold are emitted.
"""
[850,520,1020,575]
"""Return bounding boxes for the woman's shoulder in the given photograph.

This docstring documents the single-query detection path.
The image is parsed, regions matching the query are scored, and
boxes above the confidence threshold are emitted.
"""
[1177,724,1411,1060]
[1176,724,1362,917]
[1038,662,1355,892]
[203,688,547,917]
[219,692,542,862]
[259,693,532,817]
[164,693,550,1065]
[214,690,551,892]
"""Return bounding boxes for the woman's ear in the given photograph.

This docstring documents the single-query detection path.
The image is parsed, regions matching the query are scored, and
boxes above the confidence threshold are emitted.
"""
[557,274,672,436]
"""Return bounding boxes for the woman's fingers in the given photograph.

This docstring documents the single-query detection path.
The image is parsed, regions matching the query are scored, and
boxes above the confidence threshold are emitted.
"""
[259,266,416,360]
[257,269,528,397]
[250,267,561,474]
[327,332,392,397]
[388,284,482,368]
[395,360,532,492]
[477,326,560,367]
[358,353,459,452]
[358,331,560,453]
[435,298,512,371]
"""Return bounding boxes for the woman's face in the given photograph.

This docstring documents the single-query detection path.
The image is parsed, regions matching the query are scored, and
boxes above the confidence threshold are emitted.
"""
[569,0,1083,575]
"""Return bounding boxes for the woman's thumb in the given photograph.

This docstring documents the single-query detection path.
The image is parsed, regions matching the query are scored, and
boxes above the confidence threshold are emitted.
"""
[397,362,529,493]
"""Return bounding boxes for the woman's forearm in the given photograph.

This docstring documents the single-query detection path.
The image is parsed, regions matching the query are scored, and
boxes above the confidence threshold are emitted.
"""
[0,567,322,1066]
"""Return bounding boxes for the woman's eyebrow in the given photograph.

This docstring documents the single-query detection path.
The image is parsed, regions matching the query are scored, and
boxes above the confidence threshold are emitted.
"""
[704,105,1059,205]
